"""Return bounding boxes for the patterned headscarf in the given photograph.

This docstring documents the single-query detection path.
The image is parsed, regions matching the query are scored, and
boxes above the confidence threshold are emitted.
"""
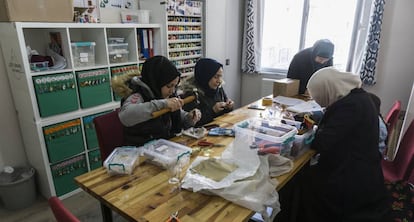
[194,58,223,97]
[307,67,362,107]
[141,56,180,98]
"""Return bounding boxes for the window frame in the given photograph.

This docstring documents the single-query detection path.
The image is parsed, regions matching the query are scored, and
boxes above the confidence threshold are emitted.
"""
[260,0,365,74]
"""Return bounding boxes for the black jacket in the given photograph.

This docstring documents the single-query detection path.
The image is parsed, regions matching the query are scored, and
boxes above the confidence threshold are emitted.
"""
[181,77,232,126]
[302,88,390,222]
[287,47,333,94]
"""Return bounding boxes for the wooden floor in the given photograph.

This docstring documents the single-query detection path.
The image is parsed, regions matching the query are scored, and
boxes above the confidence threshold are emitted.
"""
[0,190,128,222]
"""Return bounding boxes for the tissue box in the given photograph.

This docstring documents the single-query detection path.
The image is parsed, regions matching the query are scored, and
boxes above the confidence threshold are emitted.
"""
[103,147,140,175]
[273,78,299,97]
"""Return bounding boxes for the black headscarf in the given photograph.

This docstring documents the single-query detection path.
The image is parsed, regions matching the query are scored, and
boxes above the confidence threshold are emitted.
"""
[311,39,334,71]
[141,56,181,99]
[194,58,223,97]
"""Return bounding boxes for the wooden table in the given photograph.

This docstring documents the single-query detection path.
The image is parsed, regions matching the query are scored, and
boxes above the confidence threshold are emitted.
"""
[75,99,315,222]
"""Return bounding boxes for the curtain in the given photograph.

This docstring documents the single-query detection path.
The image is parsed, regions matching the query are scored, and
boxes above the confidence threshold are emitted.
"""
[241,0,263,73]
[359,0,386,85]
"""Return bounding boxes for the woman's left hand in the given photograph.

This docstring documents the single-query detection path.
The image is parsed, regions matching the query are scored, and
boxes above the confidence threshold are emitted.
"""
[225,99,234,109]
[190,109,202,124]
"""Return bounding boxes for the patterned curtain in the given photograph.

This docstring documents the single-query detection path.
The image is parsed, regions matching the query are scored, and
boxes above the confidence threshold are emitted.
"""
[241,0,263,73]
[360,0,386,85]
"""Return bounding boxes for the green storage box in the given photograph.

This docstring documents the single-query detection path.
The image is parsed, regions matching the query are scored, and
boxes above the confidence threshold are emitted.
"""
[88,149,102,170]
[51,155,88,196]
[43,119,85,163]
[110,65,139,101]
[82,111,111,150]
[76,69,112,108]
[32,73,79,117]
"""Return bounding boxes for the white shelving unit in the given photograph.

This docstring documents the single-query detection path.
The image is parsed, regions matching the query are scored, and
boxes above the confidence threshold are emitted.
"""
[0,22,161,198]
[141,0,204,79]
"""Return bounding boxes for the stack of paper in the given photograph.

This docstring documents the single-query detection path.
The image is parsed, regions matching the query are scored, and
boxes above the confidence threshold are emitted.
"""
[286,100,323,113]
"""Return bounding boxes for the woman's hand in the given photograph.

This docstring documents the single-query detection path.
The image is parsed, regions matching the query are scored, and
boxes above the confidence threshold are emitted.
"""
[213,102,227,113]
[189,109,202,124]
[225,99,234,109]
[166,97,183,112]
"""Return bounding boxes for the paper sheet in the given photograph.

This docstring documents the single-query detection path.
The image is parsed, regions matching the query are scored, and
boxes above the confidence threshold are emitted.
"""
[272,96,304,106]
[286,100,323,113]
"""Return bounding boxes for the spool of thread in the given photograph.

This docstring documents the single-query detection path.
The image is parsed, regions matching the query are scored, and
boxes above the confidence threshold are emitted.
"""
[262,97,273,106]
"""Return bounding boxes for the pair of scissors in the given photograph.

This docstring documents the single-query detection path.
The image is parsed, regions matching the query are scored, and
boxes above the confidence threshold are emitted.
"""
[166,211,180,222]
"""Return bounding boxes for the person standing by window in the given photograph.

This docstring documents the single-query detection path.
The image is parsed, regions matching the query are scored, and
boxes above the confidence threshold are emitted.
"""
[287,39,334,94]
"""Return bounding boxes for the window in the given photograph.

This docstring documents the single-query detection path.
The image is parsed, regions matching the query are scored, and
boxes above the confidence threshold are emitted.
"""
[261,0,360,73]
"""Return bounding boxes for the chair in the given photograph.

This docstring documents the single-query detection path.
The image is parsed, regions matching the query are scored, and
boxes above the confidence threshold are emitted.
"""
[385,100,401,135]
[93,109,125,161]
[48,196,80,222]
[382,120,414,182]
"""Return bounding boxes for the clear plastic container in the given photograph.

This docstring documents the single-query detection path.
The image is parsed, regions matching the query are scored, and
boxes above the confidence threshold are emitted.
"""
[142,139,192,168]
[103,146,141,175]
[109,51,129,63]
[234,117,297,157]
[291,128,315,158]
[71,42,96,67]
[108,43,128,54]
[107,37,125,44]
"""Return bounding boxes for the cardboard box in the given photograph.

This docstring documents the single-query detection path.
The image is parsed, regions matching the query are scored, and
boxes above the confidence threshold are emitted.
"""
[273,78,300,97]
[0,0,73,22]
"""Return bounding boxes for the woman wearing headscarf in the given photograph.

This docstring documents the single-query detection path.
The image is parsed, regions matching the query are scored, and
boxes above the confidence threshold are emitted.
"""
[181,58,234,126]
[299,67,390,222]
[112,56,201,146]
[287,39,334,94]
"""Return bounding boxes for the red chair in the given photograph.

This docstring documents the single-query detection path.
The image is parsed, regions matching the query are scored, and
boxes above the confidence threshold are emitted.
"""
[385,100,401,135]
[48,196,80,222]
[382,120,414,182]
[93,109,125,161]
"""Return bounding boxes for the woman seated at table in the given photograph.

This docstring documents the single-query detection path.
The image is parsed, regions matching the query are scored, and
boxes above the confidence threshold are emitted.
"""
[181,58,234,126]
[299,67,390,222]
[112,55,201,146]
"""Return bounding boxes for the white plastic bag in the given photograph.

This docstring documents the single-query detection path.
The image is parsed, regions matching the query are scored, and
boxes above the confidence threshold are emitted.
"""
[182,142,260,191]
[181,141,281,221]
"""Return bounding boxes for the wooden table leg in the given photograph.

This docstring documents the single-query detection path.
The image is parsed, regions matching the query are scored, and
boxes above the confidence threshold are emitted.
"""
[101,203,113,222]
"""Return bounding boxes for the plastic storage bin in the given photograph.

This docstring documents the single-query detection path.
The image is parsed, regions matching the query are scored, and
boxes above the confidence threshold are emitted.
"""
[291,128,315,158]
[71,42,96,67]
[0,166,36,210]
[104,147,141,175]
[142,139,192,168]
[108,43,129,63]
[234,118,297,157]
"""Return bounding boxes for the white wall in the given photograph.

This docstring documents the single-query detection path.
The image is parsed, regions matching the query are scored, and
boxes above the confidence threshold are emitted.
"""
[0,44,27,169]
[365,0,414,114]
[241,0,414,115]
[204,0,242,107]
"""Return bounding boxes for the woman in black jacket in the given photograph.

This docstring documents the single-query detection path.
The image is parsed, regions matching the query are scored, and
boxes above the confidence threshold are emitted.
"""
[181,58,234,126]
[300,67,390,222]
[287,39,334,94]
